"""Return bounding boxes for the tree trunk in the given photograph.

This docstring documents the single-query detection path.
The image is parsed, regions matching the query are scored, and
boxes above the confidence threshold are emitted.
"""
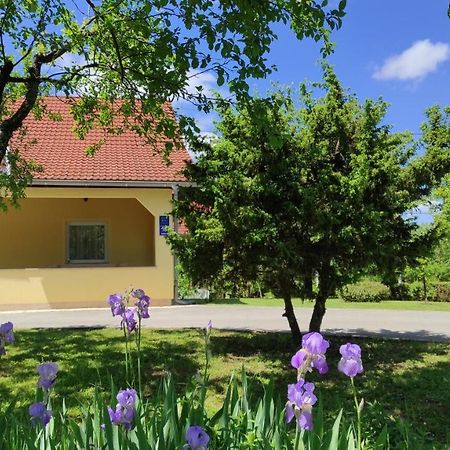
[309,262,333,332]
[422,275,428,302]
[282,293,301,343]
[309,294,326,331]
[303,272,313,298]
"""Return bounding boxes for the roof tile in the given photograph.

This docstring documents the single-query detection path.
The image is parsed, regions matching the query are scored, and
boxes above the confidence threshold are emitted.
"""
[12,97,189,183]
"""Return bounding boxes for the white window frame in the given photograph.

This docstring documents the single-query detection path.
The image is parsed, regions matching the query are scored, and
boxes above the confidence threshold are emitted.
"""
[66,222,108,264]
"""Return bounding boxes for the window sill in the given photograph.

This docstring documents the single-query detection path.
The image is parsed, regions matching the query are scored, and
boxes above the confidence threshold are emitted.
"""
[64,262,111,267]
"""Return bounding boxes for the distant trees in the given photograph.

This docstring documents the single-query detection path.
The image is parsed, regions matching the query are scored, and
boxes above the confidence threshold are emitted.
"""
[169,67,450,339]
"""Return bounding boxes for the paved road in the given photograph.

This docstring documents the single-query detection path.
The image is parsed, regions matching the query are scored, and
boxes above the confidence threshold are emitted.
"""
[0,305,449,342]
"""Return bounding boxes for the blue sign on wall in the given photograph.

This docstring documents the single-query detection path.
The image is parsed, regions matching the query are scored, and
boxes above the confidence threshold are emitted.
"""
[159,215,170,236]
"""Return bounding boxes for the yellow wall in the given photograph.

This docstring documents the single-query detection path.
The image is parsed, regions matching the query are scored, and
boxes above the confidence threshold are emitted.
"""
[0,198,155,269]
[0,267,170,309]
[0,187,175,309]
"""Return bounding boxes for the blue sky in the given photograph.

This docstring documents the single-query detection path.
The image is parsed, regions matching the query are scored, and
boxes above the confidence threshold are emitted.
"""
[178,0,450,137]
[177,0,450,223]
[268,0,450,136]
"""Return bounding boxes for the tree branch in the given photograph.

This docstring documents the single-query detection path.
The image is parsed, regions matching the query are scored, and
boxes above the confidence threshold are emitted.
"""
[85,0,125,81]
[0,46,69,154]
[0,60,14,104]
[0,0,15,61]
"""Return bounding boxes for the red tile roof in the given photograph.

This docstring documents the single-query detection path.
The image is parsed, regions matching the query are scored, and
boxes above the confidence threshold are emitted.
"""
[12,97,189,183]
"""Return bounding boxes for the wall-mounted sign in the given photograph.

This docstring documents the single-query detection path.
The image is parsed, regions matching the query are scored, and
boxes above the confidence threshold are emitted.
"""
[159,215,170,236]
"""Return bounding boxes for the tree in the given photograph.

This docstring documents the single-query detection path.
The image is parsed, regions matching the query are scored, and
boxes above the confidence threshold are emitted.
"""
[0,0,346,210]
[168,67,450,340]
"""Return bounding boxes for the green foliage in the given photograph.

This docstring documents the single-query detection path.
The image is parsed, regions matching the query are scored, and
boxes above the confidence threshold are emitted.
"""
[169,66,450,333]
[425,239,450,281]
[407,281,450,302]
[0,0,346,207]
[0,371,399,450]
[431,281,450,302]
[0,150,42,211]
[406,280,427,301]
[175,263,193,299]
[339,281,390,303]
[397,106,450,295]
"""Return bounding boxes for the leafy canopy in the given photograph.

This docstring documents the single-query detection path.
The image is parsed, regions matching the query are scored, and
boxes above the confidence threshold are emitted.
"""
[169,67,450,333]
[0,0,346,209]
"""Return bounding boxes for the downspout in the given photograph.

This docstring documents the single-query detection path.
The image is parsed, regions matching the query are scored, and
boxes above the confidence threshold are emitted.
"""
[172,184,179,304]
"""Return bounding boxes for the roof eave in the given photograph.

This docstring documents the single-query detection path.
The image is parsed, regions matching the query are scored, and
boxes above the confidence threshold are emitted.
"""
[30,179,194,188]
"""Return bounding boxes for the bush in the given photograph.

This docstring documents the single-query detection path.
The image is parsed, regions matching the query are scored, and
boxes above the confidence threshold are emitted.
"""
[339,281,390,303]
[432,281,450,302]
[406,280,425,301]
[405,281,450,302]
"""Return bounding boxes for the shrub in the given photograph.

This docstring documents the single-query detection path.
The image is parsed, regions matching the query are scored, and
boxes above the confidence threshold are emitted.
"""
[430,281,450,302]
[405,281,450,302]
[406,280,426,301]
[339,281,390,303]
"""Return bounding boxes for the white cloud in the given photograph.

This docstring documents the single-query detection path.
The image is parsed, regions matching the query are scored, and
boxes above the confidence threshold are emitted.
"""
[174,69,229,106]
[173,70,229,134]
[55,52,86,68]
[373,39,449,81]
[184,70,219,98]
[199,131,219,141]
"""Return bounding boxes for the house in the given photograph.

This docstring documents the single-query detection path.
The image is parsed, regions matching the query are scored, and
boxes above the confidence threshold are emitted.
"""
[0,97,190,310]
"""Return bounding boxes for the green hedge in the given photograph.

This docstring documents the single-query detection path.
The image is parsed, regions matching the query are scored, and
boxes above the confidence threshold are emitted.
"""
[339,281,390,303]
[408,281,450,302]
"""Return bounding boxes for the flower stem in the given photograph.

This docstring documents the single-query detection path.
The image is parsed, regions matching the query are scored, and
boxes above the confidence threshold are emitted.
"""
[351,377,362,449]
[123,327,129,383]
[294,426,300,449]
[199,330,210,407]
[137,316,142,399]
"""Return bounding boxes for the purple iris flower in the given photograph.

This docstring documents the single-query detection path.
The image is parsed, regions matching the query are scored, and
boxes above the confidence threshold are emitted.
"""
[121,308,137,332]
[136,295,150,319]
[285,379,317,431]
[338,343,363,378]
[131,289,145,299]
[302,332,330,354]
[116,388,137,408]
[37,362,59,389]
[0,321,14,356]
[108,405,135,429]
[291,332,329,377]
[108,388,137,429]
[0,321,14,343]
[108,293,125,317]
[29,402,52,427]
[183,425,210,450]
[206,320,212,333]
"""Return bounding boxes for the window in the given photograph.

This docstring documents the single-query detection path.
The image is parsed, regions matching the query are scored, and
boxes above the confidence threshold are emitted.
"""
[67,223,107,263]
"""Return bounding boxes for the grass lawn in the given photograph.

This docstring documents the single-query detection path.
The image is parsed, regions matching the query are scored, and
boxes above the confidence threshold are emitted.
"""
[203,297,450,311]
[1,328,449,448]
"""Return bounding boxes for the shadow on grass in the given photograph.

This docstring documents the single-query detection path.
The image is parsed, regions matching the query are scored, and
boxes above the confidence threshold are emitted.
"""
[210,332,450,447]
[322,327,450,343]
[0,328,200,405]
[0,328,448,448]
